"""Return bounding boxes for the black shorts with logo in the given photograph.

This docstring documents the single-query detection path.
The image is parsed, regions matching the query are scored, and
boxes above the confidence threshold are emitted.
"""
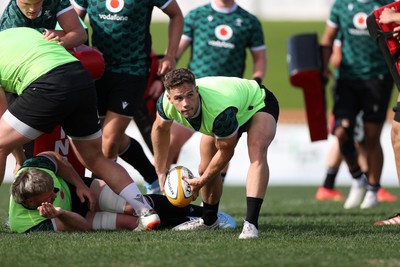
[8,62,101,138]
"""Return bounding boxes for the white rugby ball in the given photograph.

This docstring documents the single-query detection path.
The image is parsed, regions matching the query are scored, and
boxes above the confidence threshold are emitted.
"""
[165,166,194,207]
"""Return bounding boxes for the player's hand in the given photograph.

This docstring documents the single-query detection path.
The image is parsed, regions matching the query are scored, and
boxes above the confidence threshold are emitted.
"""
[379,8,397,24]
[148,80,164,99]
[183,176,202,201]
[76,186,96,212]
[157,55,176,76]
[37,202,62,219]
[42,30,63,45]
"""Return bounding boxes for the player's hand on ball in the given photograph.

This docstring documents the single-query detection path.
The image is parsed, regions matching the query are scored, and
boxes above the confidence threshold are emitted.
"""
[182,176,202,201]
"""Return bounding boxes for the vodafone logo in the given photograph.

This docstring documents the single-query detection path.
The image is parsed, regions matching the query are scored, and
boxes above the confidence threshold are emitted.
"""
[106,0,124,13]
[215,25,233,41]
[352,12,367,30]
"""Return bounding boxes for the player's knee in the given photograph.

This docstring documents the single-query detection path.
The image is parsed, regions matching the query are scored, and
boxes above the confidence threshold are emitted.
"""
[99,185,126,213]
[92,212,117,230]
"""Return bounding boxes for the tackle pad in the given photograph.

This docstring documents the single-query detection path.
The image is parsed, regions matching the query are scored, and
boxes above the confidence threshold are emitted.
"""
[287,33,327,141]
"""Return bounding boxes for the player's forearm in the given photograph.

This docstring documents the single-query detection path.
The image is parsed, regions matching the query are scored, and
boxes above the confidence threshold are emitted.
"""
[165,14,184,59]
[200,149,234,186]
[57,209,91,231]
[151,128,170,176]
[58,30,88,49]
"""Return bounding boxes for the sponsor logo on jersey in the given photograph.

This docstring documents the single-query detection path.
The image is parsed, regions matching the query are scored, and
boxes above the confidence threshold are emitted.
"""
[106,0,124,13]
[208,25,235,49]
[99,0,128,21]
[215,25,233,41]
[349,12,369,36]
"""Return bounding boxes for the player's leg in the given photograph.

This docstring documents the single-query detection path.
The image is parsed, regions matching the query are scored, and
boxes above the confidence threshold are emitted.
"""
[316,138,345,201]
[239,87,278,239]
[171,134,223,230]
[359,75,393,209]
[0,114,31,184]
[375,95,400,225]
[242,112,276,237]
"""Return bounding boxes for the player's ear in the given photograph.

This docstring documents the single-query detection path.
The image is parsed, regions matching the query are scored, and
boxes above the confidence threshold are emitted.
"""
[166,92,173,103]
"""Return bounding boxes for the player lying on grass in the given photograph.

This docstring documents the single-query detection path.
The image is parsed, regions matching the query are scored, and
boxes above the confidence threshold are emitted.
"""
[8,151,236,233]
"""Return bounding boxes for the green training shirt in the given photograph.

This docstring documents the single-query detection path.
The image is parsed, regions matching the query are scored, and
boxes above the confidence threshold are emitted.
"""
[0,0,73,33]
[183,2,265,78]
[158,77,265,137]
[72,0,170,76]
[328,0,391,80]
[9,156,72,233]
[0,27,78,95]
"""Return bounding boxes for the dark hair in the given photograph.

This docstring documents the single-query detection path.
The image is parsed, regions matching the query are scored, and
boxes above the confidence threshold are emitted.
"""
[162,68,196,91]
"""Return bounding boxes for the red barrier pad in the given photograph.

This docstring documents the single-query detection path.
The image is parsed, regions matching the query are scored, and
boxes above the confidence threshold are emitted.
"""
[287,33,327,141]
[71,44,105,81]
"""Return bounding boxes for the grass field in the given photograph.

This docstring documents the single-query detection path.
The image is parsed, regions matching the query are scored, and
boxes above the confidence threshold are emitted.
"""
[1,184,400,267]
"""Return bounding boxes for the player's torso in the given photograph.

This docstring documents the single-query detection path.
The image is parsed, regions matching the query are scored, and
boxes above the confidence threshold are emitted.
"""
[187,5,263,78]
[80,0,166,75]
[331,0,391,79]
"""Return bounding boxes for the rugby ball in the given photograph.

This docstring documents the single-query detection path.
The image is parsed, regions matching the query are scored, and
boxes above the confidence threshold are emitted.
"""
[165,166,194,207]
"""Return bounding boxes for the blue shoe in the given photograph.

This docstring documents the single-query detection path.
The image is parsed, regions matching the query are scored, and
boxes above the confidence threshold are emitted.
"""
[217,211,237,229]
[144,180,161,194]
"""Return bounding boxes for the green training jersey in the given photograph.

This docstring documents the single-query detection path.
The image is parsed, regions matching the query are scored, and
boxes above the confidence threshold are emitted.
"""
[183,2,265,78]
[72,0,170,76]
[0,0,73,33]
[328,0,391,80]
[0,27,77,95]
[159,77,265,137]
[9,156,72,233]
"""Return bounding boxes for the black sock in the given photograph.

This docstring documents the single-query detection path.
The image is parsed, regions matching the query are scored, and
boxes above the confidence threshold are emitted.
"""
[367,183,380,192]
[350,168,363,179]
[323,167,338,189]
[119,138,157,184]
[246,197,263,229]
[202,202,219,225]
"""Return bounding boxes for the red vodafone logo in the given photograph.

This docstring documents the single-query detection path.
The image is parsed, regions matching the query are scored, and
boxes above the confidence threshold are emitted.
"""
[106,0,124,13]
[215,25,233,41]
[352,12,367,30]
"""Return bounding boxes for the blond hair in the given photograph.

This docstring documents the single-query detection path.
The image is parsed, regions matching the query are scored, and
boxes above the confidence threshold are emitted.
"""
[11,168,54,204]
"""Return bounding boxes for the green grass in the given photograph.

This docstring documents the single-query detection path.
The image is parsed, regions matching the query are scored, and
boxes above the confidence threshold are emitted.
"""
[1,183,400,267]
[151,21,398,110]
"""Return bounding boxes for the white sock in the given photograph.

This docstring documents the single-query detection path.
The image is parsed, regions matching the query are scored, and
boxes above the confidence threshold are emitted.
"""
[119,183,151,216]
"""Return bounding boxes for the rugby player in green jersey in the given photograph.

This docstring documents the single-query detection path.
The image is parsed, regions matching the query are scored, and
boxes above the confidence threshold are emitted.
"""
[9,151,236,233]
[167,0,267,182]
[151,68,279,239]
